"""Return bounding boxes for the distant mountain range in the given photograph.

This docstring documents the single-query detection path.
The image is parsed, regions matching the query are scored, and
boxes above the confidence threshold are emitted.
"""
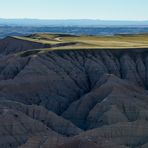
[0,18,148,26]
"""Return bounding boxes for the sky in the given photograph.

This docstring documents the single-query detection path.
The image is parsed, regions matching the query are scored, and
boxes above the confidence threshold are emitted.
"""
[0,0,148,20]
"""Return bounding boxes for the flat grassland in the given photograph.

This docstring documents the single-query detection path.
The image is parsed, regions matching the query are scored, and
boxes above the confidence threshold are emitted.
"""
[14,33,148,51]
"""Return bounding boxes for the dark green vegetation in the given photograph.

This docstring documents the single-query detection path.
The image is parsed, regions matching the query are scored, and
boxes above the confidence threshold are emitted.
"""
[0,34,148,148]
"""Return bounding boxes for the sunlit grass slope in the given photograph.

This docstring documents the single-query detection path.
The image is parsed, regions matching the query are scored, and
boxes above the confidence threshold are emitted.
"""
[14,33,148,51]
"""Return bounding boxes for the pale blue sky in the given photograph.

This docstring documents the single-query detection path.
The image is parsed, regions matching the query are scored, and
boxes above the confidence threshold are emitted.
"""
[0,0,147,20]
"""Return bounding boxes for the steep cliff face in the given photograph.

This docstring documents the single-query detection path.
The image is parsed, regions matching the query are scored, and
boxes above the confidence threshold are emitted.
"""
[0,36,148,148]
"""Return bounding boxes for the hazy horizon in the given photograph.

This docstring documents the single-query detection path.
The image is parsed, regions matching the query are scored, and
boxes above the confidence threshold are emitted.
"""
[0,18,148,21]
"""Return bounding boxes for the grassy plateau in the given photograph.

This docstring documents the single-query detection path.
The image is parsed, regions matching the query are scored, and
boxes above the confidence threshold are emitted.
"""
[14,33,148,53]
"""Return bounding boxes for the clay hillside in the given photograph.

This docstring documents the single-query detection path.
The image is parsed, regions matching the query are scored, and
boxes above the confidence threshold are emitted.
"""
[0,33,148,148]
